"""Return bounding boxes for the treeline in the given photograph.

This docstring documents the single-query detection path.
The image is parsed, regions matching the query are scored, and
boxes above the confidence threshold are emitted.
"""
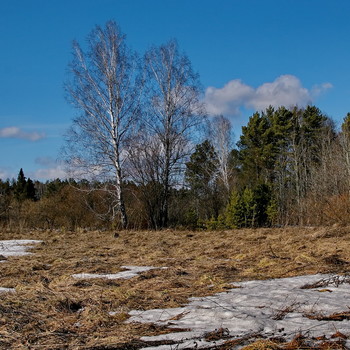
[182,105,350,229]
[2,21,349,231]
[2,105,350,231]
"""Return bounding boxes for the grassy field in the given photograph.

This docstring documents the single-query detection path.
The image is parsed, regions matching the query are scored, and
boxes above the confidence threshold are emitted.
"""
[1,226,350,349]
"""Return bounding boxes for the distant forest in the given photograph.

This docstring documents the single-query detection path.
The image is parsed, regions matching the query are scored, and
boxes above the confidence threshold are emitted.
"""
[1,105,350,231]
[2,21,350,231]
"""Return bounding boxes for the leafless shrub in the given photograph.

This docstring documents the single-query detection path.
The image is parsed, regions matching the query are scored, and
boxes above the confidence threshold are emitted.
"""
[272,302,302,320]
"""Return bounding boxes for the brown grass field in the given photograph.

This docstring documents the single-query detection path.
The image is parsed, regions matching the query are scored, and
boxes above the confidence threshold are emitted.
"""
[1,226,350,349]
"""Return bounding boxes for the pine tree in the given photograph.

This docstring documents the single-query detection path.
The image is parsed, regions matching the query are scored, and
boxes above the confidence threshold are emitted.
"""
[237,110,276,185]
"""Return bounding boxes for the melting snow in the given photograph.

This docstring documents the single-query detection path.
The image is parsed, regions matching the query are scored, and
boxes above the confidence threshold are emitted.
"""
[127,274,350,349]
[0,240,42,257]
[0,239,42,293]
[72,265,165,280]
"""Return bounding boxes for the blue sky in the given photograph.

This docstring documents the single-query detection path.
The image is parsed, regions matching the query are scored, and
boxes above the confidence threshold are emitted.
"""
[1,0,350,181]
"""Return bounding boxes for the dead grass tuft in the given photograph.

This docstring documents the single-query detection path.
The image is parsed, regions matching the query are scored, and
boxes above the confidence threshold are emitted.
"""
[241,339,282,350]
[331,332,348,340]
[324,255,349,266]
[240,333,347,350]
[204,327,230,341]
[305,310,350,321]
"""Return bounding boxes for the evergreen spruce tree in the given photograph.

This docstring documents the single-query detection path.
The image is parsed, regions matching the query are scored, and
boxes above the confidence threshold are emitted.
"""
[224,190,241,228]
[14,168,27,202]
[14,169,36,202]
[26,178,36,201]
[252,184,272,227]
[241,187,256,227]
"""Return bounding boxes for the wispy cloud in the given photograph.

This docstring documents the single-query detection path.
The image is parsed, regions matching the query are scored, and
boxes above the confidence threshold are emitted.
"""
[0,127,45,141]
[204,75,333,117]
[0,168,11,180]
[31,157,67,180]
[32,165,67,181]
[311,82,333,98]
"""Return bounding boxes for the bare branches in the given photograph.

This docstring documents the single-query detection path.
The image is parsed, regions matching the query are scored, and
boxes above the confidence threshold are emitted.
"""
[63,24,205,229]
[209,115,234,192]
[64,21,143,228]
[126,40,205,228]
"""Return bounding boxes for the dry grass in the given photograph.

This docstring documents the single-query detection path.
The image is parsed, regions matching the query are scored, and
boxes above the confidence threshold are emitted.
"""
[240,333,348,350]
[0,226,350,349]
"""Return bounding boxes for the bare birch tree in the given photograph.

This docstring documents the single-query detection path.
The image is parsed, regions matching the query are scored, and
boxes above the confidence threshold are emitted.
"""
[209,115,234,193]
[64,21,142,229]
[131,40,205,228]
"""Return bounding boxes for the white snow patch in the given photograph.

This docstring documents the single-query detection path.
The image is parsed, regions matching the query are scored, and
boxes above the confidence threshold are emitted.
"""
[72,265,166,280]
[127,274,350,349]
[0,240,42,257]
[0,239,42,293]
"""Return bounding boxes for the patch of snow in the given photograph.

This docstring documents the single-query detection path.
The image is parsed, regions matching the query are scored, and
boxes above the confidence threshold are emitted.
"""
[0,240,41,294]
[127,274,350,349]
[0,240,42,257]
[72,265,166,280]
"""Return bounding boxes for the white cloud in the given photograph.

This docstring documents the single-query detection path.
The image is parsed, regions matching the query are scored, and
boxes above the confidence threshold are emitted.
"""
[249,75,310,111]
[205,80,254,116]
[0,127,45,141]
[0,168,11,180]
[204,75,333,117]
[311,82,333,98]
[32,165,67,181]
